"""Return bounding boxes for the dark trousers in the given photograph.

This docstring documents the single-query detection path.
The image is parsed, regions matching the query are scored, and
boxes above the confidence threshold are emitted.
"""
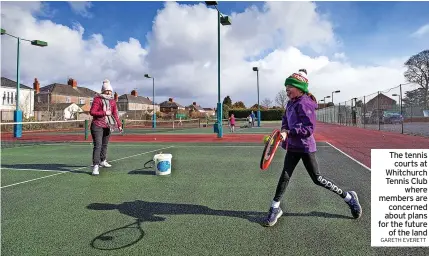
[273,151,347,202]
[91,123,111,166]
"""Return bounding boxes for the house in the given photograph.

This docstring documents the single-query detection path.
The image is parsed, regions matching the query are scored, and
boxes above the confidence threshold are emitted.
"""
[117,90,160,113]
[34,78,100,115]
[159,98,186,113]
[203,108,216,117]
[0,77,35,121]
[186,102,206,117]
[186,102,217,118]
[34,102,84,121]
[365,93,396,112]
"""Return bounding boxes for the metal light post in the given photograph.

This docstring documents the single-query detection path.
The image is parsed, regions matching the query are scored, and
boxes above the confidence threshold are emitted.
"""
[252,67,260,127]
[331,90,340,123]
[144,74,156,128]
[205,1,231,138]
[331,90,340,104]
[1,28,48,138]
[324,96,330,122]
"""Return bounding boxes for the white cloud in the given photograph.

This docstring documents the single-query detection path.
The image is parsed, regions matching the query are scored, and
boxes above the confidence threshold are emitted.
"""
[1,1,408,108]
[68,1,93,18]
[333,52,346,61]
[411,23,429,38]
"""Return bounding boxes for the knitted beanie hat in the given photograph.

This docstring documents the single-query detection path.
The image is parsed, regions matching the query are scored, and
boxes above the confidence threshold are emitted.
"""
[102,79,113,92]
[284,69,309,93]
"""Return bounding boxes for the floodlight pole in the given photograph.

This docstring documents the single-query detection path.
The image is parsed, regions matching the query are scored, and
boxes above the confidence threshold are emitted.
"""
[1,28,48,138]
[144,74,156,128]
[253,67,260,127]
[205,2,231,138]
[217,8,222,137]
[152,77,156,128]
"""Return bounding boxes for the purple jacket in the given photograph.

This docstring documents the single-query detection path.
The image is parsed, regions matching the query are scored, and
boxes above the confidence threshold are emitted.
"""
[281,94,317,153]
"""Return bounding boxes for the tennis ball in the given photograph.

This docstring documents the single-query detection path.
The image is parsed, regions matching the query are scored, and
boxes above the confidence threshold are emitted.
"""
[263,135,272,145]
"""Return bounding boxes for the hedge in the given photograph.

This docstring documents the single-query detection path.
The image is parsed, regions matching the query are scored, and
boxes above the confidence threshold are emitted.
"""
[227,109,284,121]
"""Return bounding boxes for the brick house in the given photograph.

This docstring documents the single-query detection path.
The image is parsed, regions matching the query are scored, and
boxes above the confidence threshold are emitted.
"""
[365,93,396,112]
[117,89,159,113]
[33,78,102,114]
[159,98,186,115]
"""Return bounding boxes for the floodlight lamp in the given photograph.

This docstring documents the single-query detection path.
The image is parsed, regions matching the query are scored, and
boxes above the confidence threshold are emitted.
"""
[220,16,232,26]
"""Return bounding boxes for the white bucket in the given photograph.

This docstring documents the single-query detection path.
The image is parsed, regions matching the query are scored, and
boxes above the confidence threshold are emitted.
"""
[153,153,172,175]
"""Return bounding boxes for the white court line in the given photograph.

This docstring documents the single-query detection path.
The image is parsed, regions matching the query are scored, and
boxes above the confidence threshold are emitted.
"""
[0,168,65,173]
[325,141,371,172]
[0,146,175,189]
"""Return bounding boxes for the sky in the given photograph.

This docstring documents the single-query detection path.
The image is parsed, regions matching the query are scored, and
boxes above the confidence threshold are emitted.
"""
[1,1,428,108]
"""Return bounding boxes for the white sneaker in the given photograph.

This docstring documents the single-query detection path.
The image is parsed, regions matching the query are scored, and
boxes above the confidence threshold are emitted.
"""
[100,160,111,168]
[92,165,99,175]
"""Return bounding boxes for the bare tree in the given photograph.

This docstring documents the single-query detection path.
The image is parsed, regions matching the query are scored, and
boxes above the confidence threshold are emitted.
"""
[275,90,288,108]
[261,98,272,108]
[404,49,429,108]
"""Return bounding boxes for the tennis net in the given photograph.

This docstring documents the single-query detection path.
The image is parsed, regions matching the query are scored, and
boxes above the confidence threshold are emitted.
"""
[1,120,88,148]
[122,119,201,134]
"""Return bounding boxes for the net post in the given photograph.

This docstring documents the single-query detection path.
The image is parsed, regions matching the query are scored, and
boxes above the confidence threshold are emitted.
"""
[198,118,201,128]
[84,119,89,140]
[122,119,125,133]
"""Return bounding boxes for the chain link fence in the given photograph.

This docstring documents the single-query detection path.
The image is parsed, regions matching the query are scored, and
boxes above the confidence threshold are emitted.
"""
[316,83,429,137]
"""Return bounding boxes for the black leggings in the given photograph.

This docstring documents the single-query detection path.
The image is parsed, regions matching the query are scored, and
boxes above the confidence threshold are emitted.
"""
[273,151,347,202]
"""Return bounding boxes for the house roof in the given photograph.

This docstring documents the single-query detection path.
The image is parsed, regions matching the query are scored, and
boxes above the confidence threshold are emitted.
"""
[117,94,154,105]
[1,77,32,90]
[34,102,83,111]
[160,100,185,108]
[40,83,98,98]
[188,104,205,111]
[366,93,396,105]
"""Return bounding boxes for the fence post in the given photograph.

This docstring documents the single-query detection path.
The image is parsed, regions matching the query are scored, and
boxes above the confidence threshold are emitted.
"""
[377,91,380,130]
[363,96,366,129]
[338,102,341,125]
[84,119,88,140]
[400,84,403,134]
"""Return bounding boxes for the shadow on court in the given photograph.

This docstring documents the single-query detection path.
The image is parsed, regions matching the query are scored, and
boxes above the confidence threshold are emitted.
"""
[87,200,353,250]
[0,163,90,175]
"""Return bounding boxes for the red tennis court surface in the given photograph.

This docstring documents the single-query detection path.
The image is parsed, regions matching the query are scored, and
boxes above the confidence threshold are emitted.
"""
[3,122,427,169]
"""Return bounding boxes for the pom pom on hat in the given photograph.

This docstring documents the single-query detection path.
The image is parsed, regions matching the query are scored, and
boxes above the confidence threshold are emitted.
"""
[284,69,309,93]
[102,79,113,92]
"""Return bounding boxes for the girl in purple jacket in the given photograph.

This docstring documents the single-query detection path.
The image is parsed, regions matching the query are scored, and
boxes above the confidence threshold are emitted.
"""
[263,69,362,227]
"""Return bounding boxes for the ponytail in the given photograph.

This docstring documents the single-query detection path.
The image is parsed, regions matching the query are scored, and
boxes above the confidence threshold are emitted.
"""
[306,92,317,103]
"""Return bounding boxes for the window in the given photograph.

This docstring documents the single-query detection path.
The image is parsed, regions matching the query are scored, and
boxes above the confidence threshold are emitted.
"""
[90,99,93,105]
[7,92,10,104]
[66,97,71,103]
[79,98,85,104]
[11,92,14,105]
[2,92,5,105]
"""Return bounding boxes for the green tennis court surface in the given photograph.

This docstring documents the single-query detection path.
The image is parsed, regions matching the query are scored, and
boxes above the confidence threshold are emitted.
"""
[1,142,424,255]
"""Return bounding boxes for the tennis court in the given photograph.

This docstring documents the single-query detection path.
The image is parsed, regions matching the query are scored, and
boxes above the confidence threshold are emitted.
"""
[1,120,426,255]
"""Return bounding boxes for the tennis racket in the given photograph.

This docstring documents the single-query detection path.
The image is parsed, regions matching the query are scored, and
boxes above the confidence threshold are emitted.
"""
[260,129,284,170]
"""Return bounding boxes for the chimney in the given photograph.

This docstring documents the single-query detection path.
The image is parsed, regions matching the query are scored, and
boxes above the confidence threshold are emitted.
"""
[68,78,77,88]
[114,92,118,102]
[131,90,138,97]
[169,98,173,102]
[33,78,40,94]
